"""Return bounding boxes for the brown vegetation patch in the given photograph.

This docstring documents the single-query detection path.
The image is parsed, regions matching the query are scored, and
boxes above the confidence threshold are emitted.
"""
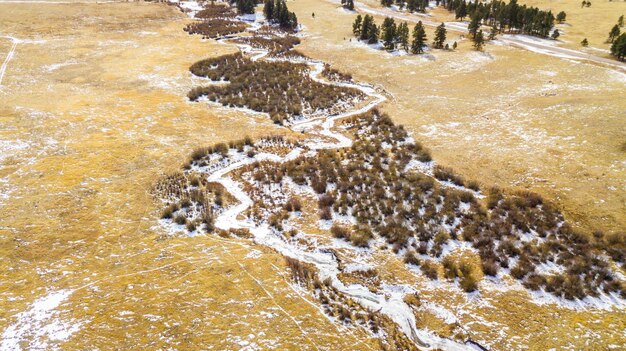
[184,19,248,39]
[188,52,365,124]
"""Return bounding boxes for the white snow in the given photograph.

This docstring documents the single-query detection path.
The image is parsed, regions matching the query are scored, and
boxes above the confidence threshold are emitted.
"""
[1,290,83,351]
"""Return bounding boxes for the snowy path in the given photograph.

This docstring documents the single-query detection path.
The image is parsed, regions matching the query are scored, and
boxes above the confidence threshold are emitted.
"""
[351,1,626,73]
[0,37,18,86]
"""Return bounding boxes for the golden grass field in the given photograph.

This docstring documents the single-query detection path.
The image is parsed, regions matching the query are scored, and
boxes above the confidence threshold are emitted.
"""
[520,0,625,51]
[0,2,377,349]
[0,0,624,349]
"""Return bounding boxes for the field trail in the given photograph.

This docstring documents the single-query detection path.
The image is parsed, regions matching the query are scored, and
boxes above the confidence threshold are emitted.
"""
[351,0,626,73]
[0,37,18,86]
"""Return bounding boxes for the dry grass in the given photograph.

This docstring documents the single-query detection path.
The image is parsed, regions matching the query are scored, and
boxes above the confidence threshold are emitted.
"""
[519,0,626,51]
[0,2,376,350]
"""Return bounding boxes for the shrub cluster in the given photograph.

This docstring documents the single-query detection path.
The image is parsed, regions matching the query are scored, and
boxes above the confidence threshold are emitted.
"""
[321,64,353,82]
[183,3,247,39]
[195,4,237,19]
[184,19,248,39]
[233,35,301,56]
[254,110,626,299]
[188,53,364,124]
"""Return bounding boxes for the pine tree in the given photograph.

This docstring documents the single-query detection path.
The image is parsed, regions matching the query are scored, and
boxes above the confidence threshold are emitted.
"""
[236,0,255,15]
[489,23,498,40]
[382,17,397,50]
[452,41,458,50]
[342,0,355,10]
[263,0,298,30]
[551,29,560,40]
[353,15,363,37]
[610,33,626,60]
[264,0,274,20]
[556,11,566,23]
[274,0,282,20]
[433,23,447,48]
[581,38,589,47]
[473,29,485,50]
[411,21,427,54]
[468,16,480,38]
[619,15,624,28]
[608,24,621,43]
[369,23,379,44]
[360,15,373,41]
[397,22,410,51]
[455,0,467,20]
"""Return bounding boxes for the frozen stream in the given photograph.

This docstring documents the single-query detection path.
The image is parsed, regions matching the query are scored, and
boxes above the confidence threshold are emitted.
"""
[189,15,473,350]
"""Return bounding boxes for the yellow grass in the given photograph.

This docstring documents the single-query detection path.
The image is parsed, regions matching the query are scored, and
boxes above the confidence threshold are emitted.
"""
[0,2,375,349]
[521,0,626,52]
[1,0,624,349]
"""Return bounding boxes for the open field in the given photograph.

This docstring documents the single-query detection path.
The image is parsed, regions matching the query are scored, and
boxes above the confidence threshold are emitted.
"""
[520,0,626,52]
[0,2,377,349]
[0,0,624,350]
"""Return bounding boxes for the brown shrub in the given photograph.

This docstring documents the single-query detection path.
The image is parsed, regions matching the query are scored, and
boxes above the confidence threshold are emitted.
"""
[421,260,439,280]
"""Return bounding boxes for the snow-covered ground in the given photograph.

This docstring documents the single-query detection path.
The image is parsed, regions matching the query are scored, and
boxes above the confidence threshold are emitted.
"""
[0,290,82,351]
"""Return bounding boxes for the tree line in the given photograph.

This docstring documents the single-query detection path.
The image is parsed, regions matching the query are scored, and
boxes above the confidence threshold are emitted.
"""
[379,0,562,39]
[353,15,488,53]
[381,0,430,13]
[264,0,298,30]
[444,0,558,38]
[353,14,495,52]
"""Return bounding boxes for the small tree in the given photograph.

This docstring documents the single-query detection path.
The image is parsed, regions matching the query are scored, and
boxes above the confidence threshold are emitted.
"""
[369,23,379,44]
[556,11,567,24]
[489,24,498,40]
[473,29,485,50]
[397,22,410,51]
[411,21,427,54]
[610,33,626,61]
[353,15,363,37]
[381,17,397,50]
[342,0,355,10]
[468,16,480,38]
[586,1,591,7]
[551,29,560,40]
[455,0,467,20]
[236,0,255,15]
[360,15,373,41]
[609,24,621,43]
[619,15,624,28]
[433,22,447,48]
[581,38,589,47]
[452,41,458,50]
[264,0,274,20]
